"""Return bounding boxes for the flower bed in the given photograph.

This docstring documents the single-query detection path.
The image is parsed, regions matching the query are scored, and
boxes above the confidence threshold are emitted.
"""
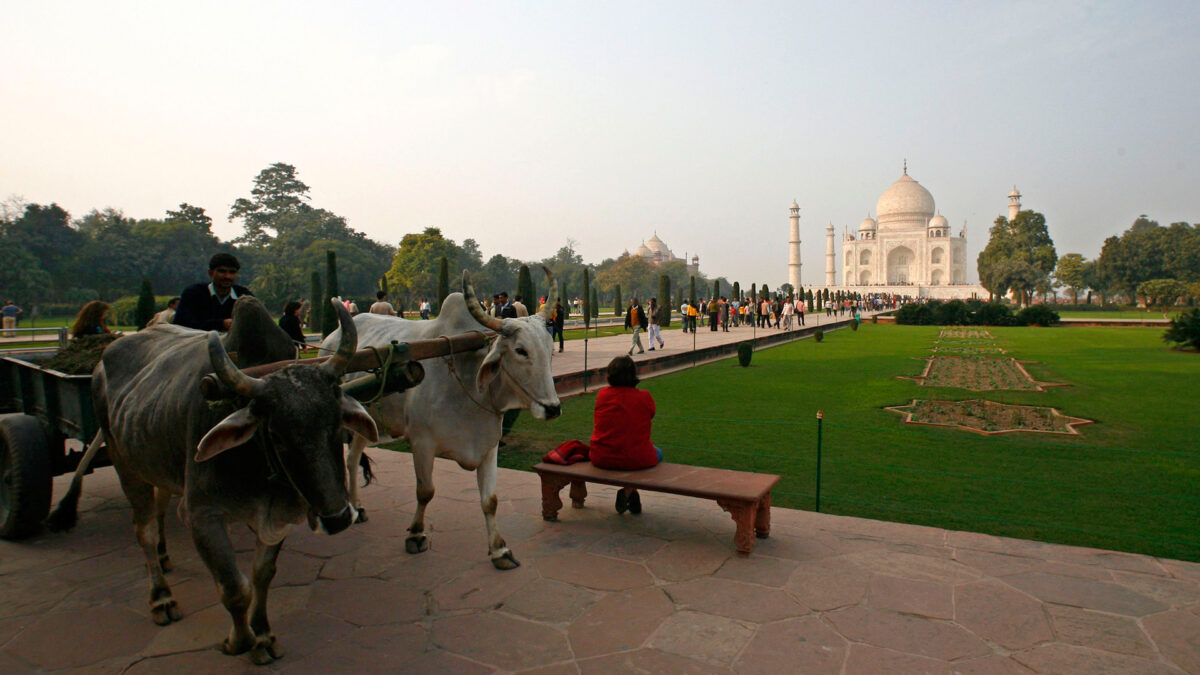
[886,399,1093,435]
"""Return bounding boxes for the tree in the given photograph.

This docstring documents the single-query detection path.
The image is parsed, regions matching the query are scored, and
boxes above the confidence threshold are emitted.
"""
[385,228,462,307]
[591,287,599,318]
[322,250,339,337]
[3,203,83,299]
[712,279,720,300]
[1055,253,1088,304]
[135,278,156,329]
[594,254,657,304]
[309,270,322,329]
[1137,279,1185,309]
[732,282,740,303]
[437,256,450,312]
[977,210,1057,305]
[517,265,533,306]
[582,269,591,329]
[229,163,311,246]
[750,284,756,308]
[613,284,622,316]
[689,276,697,305]
[658,275,671,327]
[761,283,770,300]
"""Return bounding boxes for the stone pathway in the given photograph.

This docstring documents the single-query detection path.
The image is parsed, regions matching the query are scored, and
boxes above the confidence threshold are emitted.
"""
[2,451,1197,673]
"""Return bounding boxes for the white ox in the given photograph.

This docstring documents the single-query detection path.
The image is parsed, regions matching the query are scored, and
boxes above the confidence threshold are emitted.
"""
[323,271,561,569]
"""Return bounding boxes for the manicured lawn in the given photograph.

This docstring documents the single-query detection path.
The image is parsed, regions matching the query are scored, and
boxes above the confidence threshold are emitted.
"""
[491,323,1200,561]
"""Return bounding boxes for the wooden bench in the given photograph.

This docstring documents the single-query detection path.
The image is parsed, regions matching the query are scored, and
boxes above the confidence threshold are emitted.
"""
[533,462,780,555]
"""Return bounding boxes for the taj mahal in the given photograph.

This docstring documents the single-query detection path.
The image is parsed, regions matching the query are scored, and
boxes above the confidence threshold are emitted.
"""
[788,164,996,300]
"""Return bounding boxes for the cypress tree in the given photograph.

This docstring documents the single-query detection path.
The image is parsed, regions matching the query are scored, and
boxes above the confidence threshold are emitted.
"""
[436,256,449,314]
[675,288,683,312]
[806,288,815,309]
[322,250,339,337]
[517,265,533,308]
[750,283,756,307]
[309,271,322,329]
[380,276,388,295]
[559,281,568,315]
[658,275,671,327]
[689,276,696,305]
[591,287,599,318]
[712,279,720,300]
[732,281,740,303]
[582,269,591,329]
[613,284,622,316]
[135,278,156,330]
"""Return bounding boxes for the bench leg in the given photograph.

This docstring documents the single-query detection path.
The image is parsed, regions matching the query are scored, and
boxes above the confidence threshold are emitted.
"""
[755,493,771,539]
[569,480,588,508]
[540,475,572,521]
[716,498,757,555]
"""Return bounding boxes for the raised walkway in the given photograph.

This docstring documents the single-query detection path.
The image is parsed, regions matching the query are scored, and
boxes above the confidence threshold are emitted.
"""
[2,451,1196,673]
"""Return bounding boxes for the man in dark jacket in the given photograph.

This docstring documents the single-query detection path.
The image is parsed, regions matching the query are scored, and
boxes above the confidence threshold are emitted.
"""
[174,253,254,331]
[625,298,648,355]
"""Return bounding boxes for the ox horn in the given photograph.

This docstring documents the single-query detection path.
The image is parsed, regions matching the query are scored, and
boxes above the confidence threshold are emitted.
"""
[463,271,503,331]
[538,265,557,320]
[208,332,266,397]
[322,298,357,377]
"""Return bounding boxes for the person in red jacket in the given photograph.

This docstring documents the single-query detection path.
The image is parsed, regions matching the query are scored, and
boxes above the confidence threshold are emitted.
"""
[589,356,662,514]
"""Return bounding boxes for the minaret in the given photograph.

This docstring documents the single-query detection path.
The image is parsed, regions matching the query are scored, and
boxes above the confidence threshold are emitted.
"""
[788,200,802,292]
[825,223,836,286]
[1008,186,1021,221]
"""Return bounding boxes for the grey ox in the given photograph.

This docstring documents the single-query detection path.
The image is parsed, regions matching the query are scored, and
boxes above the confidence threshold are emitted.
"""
[323,270,561,569]
[48,298,377,665]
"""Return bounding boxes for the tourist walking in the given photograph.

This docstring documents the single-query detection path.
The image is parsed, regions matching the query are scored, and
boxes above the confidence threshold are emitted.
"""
[679,299,690,333]
[419,298,431,319]
[707,297,719,332]
[797,298,806,325]
[781,298,794,330]
[551,300,565,352]
[686,301,699,333]
[625,298,648,355]
[719,297,730,331]
[369,291,397,316]
[647,298,665,351]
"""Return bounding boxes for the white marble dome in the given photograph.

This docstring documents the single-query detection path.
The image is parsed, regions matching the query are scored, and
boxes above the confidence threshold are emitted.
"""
[633,243,653,258]
[928,213,948,229]
[645,234,672,257]
[859,215,877,231]
[876,173,935,230]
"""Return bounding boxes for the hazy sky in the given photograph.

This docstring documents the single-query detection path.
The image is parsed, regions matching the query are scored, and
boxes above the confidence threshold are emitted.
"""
[4,1,1197,286]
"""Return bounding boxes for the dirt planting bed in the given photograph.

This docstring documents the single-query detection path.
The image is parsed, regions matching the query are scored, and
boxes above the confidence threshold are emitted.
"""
[930,345,1006,354]
[886,398,1094,435]
[938,328,994,340]
[902,355,1062,391]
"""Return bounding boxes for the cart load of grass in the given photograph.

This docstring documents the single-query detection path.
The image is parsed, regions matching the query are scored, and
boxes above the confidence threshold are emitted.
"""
[42,334,121,374]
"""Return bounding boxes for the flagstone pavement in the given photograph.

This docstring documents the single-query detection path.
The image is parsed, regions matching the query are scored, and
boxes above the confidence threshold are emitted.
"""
[2,448,1198,674]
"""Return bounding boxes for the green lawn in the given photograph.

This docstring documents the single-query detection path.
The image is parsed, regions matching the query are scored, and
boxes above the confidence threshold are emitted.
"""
[485,323,1200,561]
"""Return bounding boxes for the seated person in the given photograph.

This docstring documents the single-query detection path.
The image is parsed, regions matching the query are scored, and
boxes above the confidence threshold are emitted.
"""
[174,253,253,331]
[70,301,113,339]
[589,355,662,514]
[278,300,308,348]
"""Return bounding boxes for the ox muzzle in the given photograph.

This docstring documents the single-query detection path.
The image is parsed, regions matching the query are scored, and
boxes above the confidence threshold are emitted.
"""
[310,504,358,535]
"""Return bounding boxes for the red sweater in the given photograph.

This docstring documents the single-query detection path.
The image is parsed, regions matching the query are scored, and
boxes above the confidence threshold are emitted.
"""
[588,385,658,470]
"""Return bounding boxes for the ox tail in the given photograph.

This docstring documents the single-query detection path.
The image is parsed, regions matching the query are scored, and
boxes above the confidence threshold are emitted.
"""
[358,451,376,487]
[45,430,105,532]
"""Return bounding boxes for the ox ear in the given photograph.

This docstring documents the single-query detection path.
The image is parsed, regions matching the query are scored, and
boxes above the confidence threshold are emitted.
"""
[196,407,261,462]
[475,339,505,392]
[341,396,379,443]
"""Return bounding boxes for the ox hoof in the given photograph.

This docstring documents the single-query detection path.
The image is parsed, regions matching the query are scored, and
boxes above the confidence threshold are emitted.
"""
[491,550,521,570]
[151,600,181,626]
[159,555,173,573]
[354,508,369,524]
[249,635,283,665]
[405,535,429,555]
[222,634,256,656]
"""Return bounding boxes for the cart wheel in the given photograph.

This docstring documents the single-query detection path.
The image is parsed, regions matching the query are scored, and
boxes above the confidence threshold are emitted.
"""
[0,414,52,539]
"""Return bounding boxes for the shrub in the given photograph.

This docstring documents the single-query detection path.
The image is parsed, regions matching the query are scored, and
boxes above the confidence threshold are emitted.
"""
[736,341,753,367]
[851,319,859,331]
[1164,308,1200,350]
[872,314,878,324]
[933,299,970,326]
[813,329,824,342]
[109,295,175,326]
[973,302,1015,326]
[895,302,935,325]
[1015,304,1060,327]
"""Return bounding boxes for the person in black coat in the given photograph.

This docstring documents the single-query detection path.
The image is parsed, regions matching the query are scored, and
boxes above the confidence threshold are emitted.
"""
[173,253,253,331]
[278,301,308,349]
[551,300,565,352]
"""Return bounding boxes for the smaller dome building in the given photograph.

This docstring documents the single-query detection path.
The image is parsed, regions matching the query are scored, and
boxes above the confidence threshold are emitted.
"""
[629,233,699,275]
